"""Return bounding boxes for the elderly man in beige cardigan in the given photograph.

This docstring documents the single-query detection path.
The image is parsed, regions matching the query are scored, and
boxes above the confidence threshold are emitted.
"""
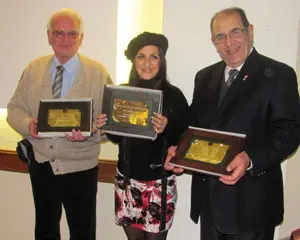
[7,8,112,240]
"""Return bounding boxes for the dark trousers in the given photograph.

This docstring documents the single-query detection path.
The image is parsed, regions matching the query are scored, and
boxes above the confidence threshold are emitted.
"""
[28,160,98,240]
[200,210,275,240]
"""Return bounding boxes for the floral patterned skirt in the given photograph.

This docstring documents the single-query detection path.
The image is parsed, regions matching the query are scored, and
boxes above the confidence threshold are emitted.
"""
[115,171,177,233]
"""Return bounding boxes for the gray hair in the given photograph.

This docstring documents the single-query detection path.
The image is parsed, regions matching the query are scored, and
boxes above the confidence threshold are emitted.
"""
[47,8,84,34]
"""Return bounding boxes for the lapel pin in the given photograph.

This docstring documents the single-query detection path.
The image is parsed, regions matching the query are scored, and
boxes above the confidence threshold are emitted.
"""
[242,75,248,81]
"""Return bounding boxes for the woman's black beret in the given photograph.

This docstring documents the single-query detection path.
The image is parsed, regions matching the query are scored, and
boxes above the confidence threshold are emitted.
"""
[124,31,168,61]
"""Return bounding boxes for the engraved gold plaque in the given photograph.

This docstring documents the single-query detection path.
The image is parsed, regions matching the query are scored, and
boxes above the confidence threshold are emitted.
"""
[184,139,230,164]
[112,98,148,126]
[47,109,81,127]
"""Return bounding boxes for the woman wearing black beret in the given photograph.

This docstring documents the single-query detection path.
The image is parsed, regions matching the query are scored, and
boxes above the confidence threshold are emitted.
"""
[97,32,188,240]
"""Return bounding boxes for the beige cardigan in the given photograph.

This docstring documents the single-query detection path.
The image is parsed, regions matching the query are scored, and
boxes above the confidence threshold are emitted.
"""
[7,54,113,174]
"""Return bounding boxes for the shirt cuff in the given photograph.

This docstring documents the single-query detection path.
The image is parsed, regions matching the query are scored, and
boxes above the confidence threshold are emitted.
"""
[247,159,253,171]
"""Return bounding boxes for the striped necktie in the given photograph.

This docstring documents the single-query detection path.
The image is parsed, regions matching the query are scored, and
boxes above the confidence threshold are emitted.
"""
[52,65,64,98]
[227,69,239,87]
[218,68,239,106]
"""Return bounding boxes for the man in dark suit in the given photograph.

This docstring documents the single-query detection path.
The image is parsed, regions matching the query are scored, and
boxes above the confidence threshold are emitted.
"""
[165,7,300,240]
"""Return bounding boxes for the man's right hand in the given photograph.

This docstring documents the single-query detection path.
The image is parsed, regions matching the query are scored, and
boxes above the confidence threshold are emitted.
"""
[29,119,39,138]
[164,146,184,174]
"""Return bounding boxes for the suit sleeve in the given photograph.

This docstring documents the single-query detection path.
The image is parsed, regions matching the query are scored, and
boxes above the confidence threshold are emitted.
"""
[189,72,202,127]
[189,70,213,128]
[246,66,300,175]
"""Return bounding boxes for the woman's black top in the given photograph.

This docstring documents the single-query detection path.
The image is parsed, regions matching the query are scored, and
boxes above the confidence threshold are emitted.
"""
[107,80,189,181]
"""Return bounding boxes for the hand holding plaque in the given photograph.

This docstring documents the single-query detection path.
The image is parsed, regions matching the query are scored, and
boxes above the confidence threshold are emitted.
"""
[37,98,93,138]
[169,127,246,176]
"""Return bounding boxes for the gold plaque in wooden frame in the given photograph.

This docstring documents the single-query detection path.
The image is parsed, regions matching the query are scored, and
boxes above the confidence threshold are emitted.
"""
[170,127,246,176]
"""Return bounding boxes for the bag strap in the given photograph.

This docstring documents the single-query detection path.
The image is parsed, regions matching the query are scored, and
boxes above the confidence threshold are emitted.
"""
[159,137,168,232]
[16,139,34,164]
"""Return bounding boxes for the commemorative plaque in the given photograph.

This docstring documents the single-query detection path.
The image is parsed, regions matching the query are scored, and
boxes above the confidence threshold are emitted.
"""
[170,127,246,176]
[102,85,163,140]
[37,98,93,137]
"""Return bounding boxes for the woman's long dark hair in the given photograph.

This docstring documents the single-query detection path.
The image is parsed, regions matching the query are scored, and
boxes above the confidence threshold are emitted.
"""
[128,47,170,90]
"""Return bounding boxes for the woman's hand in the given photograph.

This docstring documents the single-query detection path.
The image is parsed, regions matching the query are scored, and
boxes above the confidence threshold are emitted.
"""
[96,113,108,129]
[151,112,168,134]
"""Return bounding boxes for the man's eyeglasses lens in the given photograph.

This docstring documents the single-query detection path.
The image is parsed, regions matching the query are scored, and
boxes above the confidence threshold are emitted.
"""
[52,30,79,39]
[214,28,247,44]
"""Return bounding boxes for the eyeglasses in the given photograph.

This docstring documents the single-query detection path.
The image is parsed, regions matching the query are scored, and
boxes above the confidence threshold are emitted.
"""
[213,27,248,44]
[52,30,79,39]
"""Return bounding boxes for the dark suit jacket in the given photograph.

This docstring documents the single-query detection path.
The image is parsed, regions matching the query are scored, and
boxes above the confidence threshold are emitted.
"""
[189,49,300,234]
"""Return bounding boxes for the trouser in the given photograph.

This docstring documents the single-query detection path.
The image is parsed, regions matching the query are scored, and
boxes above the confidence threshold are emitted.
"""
[200,206,275,240]
[201,223,274,240]
[28,159,98,240]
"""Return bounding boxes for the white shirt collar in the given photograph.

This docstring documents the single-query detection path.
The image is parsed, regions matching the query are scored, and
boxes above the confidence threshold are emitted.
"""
[224,47,253,82]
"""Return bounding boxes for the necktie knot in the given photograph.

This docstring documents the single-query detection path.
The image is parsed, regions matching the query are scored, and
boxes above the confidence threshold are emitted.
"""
[56,65,64,72]
[227,69,239,86]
